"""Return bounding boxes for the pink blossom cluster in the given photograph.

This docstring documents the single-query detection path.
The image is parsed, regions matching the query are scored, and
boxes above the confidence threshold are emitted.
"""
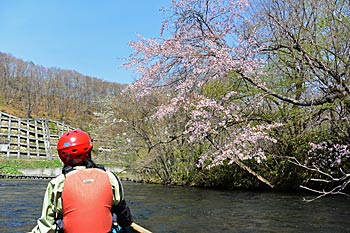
[197,123,282,168]
[307,142,350,169]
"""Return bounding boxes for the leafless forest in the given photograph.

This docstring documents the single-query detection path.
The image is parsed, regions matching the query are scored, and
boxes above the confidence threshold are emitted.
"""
[0,52,124,128]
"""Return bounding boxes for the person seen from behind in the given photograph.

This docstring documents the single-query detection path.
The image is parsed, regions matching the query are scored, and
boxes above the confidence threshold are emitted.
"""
[31,129,133,233]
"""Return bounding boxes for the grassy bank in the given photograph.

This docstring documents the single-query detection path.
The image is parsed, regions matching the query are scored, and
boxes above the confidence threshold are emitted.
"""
[0,157,129,176]
[0,157,63,174]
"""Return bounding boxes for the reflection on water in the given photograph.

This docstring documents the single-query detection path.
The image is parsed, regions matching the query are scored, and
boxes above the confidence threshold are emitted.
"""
[0,179,349,233]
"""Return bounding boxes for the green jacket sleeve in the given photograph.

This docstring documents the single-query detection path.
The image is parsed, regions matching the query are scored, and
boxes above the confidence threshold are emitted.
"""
[31,175,65,233]
[106,170,124,205]
[107,171,134,227]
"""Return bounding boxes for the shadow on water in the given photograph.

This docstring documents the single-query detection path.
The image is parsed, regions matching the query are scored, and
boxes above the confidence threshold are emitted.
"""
[0,180,349,233]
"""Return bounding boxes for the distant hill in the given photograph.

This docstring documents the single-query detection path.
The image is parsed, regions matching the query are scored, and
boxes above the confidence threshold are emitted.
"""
[0,51,126,128]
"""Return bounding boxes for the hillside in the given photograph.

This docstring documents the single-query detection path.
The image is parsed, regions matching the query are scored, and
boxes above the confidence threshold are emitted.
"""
[0,97,26,118]
[0,52,126,127]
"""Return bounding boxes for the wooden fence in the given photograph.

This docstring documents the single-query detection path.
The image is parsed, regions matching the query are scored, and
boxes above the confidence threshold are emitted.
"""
[0,111,74,159]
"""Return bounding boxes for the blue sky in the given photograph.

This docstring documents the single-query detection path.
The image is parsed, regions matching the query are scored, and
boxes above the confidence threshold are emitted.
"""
[0,0,170,84]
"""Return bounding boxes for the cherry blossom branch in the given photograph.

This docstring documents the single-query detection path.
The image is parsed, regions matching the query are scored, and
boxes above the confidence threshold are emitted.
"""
[205,135,274,188]
[300,183,350,203]
[288,156,350,202]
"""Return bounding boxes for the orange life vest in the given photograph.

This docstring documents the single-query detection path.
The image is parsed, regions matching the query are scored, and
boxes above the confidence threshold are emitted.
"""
[62,168,113,233]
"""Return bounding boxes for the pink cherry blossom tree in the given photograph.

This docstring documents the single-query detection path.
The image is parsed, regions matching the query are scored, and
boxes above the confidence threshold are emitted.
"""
[125,0,282,187]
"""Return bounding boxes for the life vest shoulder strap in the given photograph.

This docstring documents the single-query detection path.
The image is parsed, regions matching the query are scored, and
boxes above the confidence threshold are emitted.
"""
[62,164,106,175]
[96,164,106,171]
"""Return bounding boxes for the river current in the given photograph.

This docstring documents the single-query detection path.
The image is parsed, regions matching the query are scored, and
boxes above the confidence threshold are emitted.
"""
[0,179,349,233]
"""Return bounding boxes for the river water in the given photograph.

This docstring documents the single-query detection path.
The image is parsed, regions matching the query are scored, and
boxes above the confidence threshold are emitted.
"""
[0,179,349,233]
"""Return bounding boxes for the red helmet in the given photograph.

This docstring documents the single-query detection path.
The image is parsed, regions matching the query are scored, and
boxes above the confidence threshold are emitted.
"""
[57,129,93,166]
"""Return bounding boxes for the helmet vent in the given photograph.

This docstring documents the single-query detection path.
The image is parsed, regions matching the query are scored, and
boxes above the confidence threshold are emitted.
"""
[72,149,77,152]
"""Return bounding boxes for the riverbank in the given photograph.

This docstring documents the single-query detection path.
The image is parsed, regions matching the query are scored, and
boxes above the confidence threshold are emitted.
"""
[0,157,138,181]
[0,157,62,174]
